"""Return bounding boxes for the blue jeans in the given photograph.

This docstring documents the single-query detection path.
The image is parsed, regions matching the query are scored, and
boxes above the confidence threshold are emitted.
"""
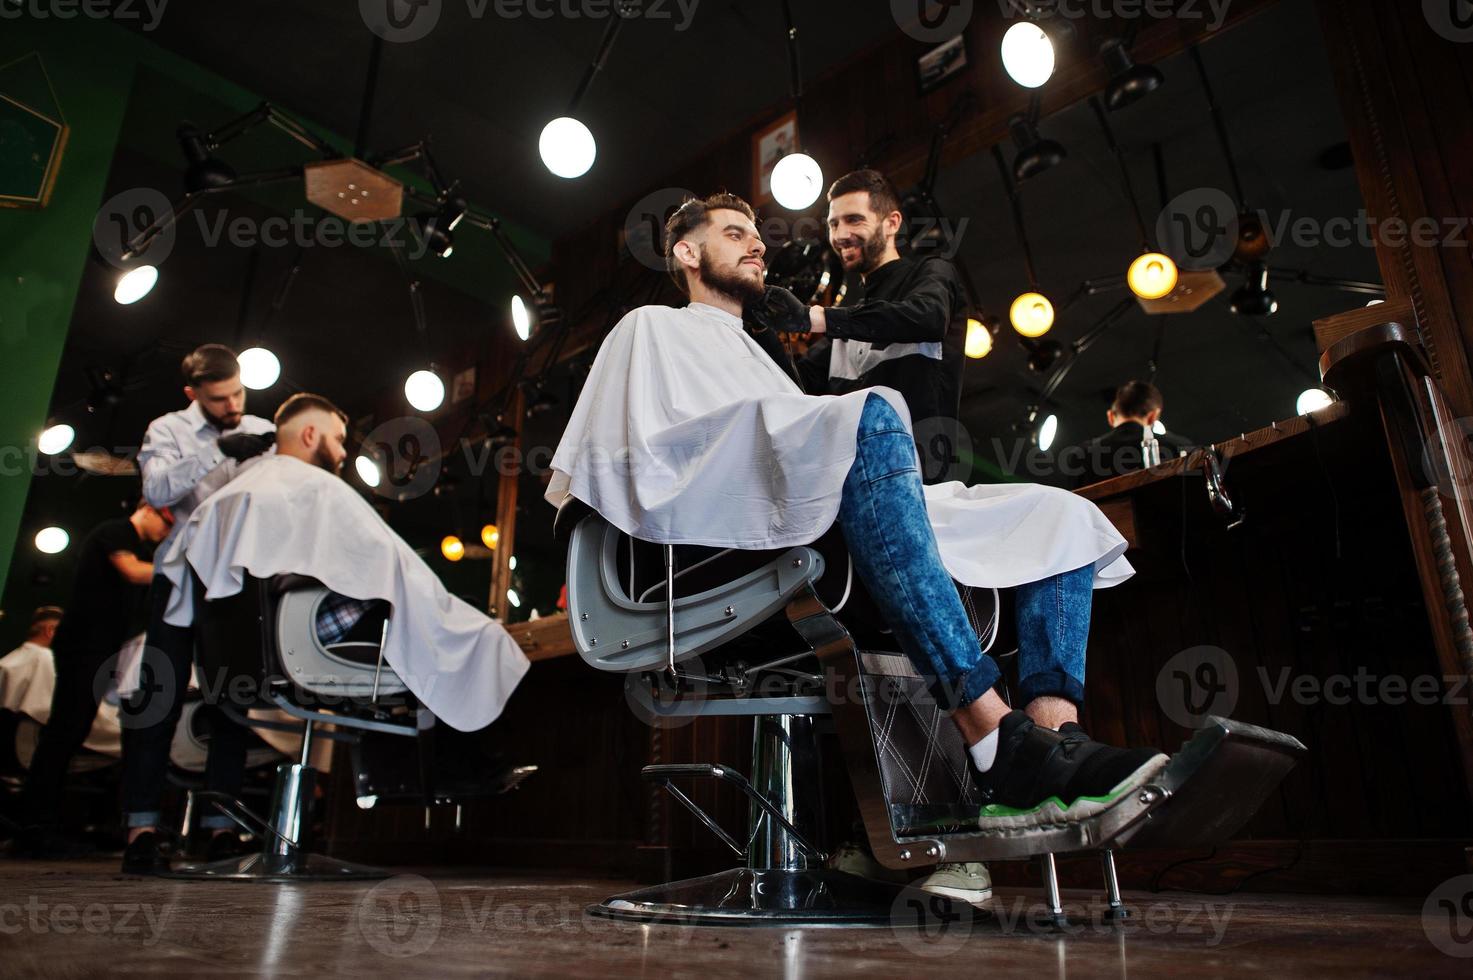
[837,394,1091,710]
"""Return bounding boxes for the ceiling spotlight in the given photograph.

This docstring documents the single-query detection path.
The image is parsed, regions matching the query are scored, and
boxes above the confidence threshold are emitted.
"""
[237,346,281,390]
[441,535,465,562]
[1128,252,1179,301]
[1297,387,1335,415]
[509,555,517,570]
[38,423,75,456]
[964,318,995,359]
[404,369,445,412]
[511,294,532,341]
[481,524,500,549]
[1036,413,1059,452]
[506,588,522,609]
[1023,338,1065,373]
[770,152,824,211]
[178,123,236,193]
[1001,21,1057,89]
[34,526,69,555]
[114,265,158,305]
[539,116,597,179]
[1152,420,1167,436]
[1230,262,1279,317]
[1009,115,1067,182]
[1102,40,1164,111]
[1010,291,1055,338]
[354,454,382,488]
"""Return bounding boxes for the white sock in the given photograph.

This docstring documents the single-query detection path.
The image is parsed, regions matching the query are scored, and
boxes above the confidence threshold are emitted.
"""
[968,729,1000,773]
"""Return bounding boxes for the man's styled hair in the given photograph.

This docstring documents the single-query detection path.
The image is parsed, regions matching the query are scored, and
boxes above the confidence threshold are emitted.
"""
[662,192,758,296]
[274,392,348,428]
[1112,380,1164,420]
[181,344,240,387]
[827,169,902,220]
[28,606,63,639]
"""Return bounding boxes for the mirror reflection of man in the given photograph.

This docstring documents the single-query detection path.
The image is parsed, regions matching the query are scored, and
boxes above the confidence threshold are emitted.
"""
[12,502,172,858]
[747,169,967,482]
[1075,381,1192,485]
[122,344,275,874]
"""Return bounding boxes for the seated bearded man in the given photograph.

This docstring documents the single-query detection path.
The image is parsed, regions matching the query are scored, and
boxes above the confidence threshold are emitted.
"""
[548,193,1166,831]
[158,393,529,732]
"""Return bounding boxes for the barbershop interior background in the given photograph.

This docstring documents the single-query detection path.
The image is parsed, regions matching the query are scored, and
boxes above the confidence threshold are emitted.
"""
[2,0,1473,974]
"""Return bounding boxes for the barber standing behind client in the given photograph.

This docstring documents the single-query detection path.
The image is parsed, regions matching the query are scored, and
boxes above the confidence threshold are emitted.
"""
[122,344,275,874]
[746,169,967,482]
[1073,380,1193,487]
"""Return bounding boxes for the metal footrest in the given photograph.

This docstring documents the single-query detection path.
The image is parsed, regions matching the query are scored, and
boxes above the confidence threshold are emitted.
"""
[642,763,826,862]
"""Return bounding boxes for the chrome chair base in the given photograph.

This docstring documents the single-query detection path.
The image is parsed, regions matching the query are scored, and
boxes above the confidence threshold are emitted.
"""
[162,851,387,882]
[588,867,935,927]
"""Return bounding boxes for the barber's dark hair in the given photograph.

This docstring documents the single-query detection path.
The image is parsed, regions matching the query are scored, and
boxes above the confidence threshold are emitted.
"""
[827,169,902,221]
[663,192,757,296]
[29,606,63,638]
[1112,380,1164,420]
[181,344,240,387]
[274,392,348,428]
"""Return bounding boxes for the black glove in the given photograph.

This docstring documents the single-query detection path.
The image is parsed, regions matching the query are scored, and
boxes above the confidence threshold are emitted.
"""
[217,431,274,461]
[745,285,811,334]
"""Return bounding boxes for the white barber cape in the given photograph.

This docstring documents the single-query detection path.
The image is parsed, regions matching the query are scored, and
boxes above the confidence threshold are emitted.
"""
[159,454,530,731]
[547,302,1132,589]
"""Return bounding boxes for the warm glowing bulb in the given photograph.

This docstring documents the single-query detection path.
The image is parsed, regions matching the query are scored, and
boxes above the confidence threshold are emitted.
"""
[237,347,281,390]
[114,265,158,305]
[355,455,381,488]
[481,524,500,549]
[441,535,465,562]
[1128,252,1179,300]
[1001,22,1056,89]
[1297,387,1334,415]
[34,526,69,554]
[539,117,596,179]
[1010,292,1055,338]
[405,370,445,412]
[38,424,75,455]
[770,152,824,210]
[964,319,994,359]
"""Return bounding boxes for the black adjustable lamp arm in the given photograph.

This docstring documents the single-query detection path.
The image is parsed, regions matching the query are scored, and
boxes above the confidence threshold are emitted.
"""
[1090,96,1153,251]
[994,144,1041,291]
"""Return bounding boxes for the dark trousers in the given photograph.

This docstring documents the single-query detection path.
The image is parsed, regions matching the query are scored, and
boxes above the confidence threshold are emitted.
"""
[18,644,112,827]
[120,575,248,829]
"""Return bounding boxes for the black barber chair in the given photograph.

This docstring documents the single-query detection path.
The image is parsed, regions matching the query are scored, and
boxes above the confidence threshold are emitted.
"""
[557,498,1306,926]
[165,573,534,881]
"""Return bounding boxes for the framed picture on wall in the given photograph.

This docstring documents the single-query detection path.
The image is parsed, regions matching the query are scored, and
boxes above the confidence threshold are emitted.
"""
[0,54,68,210]
[751,110,799,206]
[916,34,968,95]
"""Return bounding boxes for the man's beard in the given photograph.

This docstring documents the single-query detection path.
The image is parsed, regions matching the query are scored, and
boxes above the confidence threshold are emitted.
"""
[838,229,889,275]
[311,442,341,474]
[699,249,765,306]
[203,406,242,431]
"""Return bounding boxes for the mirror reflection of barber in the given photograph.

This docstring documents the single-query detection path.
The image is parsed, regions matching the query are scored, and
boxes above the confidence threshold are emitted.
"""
[746,169,967,484]
[1071,381,1194,487]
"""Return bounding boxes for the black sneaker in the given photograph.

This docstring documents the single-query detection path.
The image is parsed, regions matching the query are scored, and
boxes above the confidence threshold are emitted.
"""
[974,711,1168,829]
[120,831,173,875]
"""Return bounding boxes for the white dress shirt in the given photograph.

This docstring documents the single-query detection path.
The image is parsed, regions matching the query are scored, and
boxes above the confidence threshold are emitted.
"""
[139,400,275,553]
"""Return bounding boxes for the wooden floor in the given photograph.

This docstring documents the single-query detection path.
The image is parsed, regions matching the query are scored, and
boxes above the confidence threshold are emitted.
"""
[0,858,1467,977]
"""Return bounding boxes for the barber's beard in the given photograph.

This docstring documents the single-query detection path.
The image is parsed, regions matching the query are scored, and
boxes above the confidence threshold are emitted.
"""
[203,407,242,431]
[698,250,765,306]
[839,229,890,275]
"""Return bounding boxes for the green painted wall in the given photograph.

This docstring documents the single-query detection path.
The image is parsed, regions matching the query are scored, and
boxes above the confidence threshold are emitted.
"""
[0,15,547,615]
